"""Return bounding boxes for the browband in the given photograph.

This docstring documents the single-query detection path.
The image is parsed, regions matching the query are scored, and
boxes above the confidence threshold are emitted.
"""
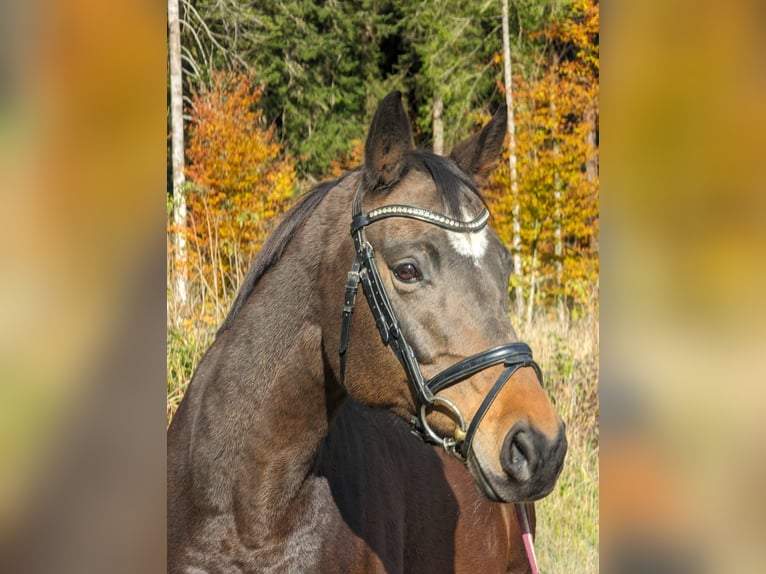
[352,204,489,235]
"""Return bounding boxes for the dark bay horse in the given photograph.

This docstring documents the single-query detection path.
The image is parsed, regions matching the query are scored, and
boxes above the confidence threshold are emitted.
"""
[168,91,567,573]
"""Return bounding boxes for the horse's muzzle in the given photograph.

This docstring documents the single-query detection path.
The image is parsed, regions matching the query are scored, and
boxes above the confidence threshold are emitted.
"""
[499,420,568,501]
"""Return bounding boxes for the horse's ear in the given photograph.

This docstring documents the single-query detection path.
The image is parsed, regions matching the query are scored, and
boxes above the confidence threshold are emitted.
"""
[449,105,507,186]
[364,90,413,190]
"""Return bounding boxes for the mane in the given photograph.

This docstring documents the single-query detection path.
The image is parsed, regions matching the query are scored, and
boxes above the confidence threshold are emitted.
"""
[217,173,350,335]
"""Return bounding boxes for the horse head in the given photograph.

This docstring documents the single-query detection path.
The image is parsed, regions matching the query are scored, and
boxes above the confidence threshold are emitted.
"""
[329,91,567,503]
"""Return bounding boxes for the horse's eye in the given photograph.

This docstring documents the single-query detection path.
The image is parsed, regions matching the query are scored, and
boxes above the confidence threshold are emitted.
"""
[393,262,422,283]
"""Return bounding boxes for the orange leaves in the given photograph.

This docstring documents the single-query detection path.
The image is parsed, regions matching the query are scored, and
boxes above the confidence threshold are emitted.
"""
[548,0,600,75]
[186,73,283,195]
[172,70,297,325]
[485,1,599,316]
[325,138,364,179]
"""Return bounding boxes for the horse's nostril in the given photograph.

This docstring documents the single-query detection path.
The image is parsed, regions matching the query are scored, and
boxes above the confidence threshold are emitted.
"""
[508,439,531,482]
[500,425,538,484]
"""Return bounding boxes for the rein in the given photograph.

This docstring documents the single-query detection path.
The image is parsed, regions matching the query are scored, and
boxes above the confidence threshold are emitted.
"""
[338,183,544,461]
[515,503,540,574]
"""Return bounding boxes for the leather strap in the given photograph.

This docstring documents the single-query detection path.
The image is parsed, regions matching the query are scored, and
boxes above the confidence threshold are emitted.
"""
[352,204,489,235]
[426,343,536,394]
[459,359,542,459]
[338,257,362,387]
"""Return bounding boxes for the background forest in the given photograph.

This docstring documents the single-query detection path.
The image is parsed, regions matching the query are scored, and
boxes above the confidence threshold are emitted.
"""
[167,0,598,570]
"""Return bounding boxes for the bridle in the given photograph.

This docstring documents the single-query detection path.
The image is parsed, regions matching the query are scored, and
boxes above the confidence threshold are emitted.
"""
[338,181,544,461]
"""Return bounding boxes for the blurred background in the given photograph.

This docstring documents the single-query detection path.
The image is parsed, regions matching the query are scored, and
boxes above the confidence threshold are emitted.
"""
[0,0,764,572]
[600,1,766,570]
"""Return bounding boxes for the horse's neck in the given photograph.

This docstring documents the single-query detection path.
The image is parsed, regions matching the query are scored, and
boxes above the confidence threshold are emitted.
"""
[180,208,348,545]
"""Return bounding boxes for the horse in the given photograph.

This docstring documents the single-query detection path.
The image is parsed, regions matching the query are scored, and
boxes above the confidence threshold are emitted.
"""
[167,90,567,573]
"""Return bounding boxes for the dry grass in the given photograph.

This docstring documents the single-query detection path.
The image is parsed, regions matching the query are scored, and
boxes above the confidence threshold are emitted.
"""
[518,311,599,572]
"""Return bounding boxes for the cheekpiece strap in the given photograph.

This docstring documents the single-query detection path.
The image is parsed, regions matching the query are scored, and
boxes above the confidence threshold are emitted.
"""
[338,256,362,387]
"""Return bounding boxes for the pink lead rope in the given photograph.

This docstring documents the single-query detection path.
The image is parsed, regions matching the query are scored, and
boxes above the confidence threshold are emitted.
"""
[514,503,539,574]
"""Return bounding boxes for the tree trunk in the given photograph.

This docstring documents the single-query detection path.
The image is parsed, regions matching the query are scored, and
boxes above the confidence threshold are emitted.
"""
[502,0,523,318]
[432,94,444,155]
[549,54,565,325]
[525,222,540,327]
[553,165,565,324]
[585,106,598,182]
[585,104,599,259]
[169,0,188,308]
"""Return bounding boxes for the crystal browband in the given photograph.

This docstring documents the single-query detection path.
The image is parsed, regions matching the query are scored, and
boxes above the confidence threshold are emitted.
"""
[352,204,490,234]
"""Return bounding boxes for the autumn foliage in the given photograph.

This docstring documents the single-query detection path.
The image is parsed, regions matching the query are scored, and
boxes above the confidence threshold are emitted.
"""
[169,71,296,327]
[486,0,599,321]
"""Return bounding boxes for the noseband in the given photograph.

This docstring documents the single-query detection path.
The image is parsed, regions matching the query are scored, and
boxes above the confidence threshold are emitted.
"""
[339,183,543,460]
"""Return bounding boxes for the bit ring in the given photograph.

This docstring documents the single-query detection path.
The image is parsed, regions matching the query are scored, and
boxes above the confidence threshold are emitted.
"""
[418,396,467,450]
